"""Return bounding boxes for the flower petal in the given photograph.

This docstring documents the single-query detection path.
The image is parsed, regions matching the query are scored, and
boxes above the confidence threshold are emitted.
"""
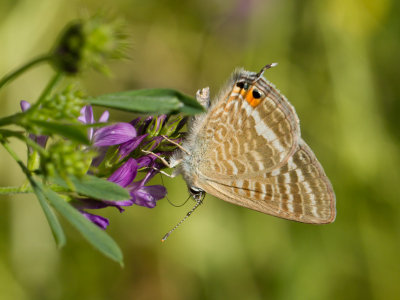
[78,105,94,124]
[118,134,148,159]
[80,211,109,230]
[108,158,138,188]
[135,154,158,169]
[102,200,133,212]
[73,198,132,210]
[35,135,48,148]
[136,116,153,134]
[99,110,109,123]
[141,167,159,185]
[130,117,141,128]
[93,123,137,147]
[20,101,48,149]
[146,136,164,151]
[90,147,108,167]
[148,114,167,135]
[139,185,167,200]
[131,185,166,208]
[20,100,31,112]
[78,105,95,139]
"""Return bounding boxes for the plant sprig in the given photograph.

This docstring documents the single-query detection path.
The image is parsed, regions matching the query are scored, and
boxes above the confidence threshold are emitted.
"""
[0,15,203,264]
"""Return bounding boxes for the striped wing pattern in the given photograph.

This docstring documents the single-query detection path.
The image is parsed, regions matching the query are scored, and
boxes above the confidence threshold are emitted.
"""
[198,72,300,179]
[201,139,335,223]
[195,69,336,223]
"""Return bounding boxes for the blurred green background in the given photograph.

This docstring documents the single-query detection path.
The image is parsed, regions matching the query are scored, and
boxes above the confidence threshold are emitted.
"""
[1,0,399,299]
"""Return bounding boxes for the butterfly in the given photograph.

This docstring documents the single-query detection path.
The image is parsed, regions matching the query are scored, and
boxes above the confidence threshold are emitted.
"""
[160,64,336,240]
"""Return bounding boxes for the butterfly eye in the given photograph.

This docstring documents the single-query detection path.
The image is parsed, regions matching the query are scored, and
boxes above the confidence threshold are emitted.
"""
[252,89,262,99]
[189,186,202,195]
[189,186,205,201]
[236,81,245,89]
[236,81,249,90]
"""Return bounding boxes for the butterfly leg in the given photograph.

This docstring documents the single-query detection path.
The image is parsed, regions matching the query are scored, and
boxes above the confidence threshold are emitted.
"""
[161,135,191,155]
[146,166,177,178]
[141,150,182,168]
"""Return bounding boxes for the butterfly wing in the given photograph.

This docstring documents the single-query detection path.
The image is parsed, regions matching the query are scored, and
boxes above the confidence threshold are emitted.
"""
[191,69,335,223]
[197,69,300,180]
[199,139,336,223]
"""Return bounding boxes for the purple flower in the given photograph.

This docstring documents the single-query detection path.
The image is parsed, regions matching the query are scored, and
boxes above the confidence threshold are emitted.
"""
[108,158,138,188]
[136,154,158,169]
[130,116,152,134]
[72,156,135,226]
[118,134,148,159]
[93,123,137,147]
[74,197,133,213]
[72,195,134,229]
[130,178,167,208]
[74,155,166,228]
[20,100,48,149]
[131,185,166,208]
[78,105,110,141]
[73,108,185,229]
[106,156,166,208]
[148,114,167,135]
[20,100,31,112]
[21,101,180,230]
[71,159,138,228]
[80,211,109,229]
[79,105,137,147]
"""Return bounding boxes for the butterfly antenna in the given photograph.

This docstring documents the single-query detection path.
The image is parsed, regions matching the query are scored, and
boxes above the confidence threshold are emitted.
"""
[256,62,278,78]
[168,195,192,207]
[159,171,191,207]
[161,196,204,242]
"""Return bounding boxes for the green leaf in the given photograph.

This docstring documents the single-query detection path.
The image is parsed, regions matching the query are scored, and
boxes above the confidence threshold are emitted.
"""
[42,185,123,265]
[31,120,90,144]
[87,88,204,115]
[51,174,130,201]
[30,177,66,248]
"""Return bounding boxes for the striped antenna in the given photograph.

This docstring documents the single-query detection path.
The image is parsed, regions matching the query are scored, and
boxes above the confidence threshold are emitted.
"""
[256,62,278,78]
[161,196,204,242]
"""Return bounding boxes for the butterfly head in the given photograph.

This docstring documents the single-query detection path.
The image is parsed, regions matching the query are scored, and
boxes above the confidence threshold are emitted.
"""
[188,186,205,202]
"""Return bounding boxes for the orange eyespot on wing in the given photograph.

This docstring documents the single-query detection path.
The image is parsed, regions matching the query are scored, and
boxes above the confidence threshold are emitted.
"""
[244,87,262,108]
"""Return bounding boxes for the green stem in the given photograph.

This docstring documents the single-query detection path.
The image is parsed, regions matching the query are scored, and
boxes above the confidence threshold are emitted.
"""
[0,113,24,127]
[0,141,34,196]
[0,184,69,196]
[1,140,29,175]
[0,130,47,156]
[0,140,31,195]
[0,54,53,91]
[32,72,63,109]
[0,185,31,194]
[0,72,62,128]
[19,134,48,156]
[0,134,71,197]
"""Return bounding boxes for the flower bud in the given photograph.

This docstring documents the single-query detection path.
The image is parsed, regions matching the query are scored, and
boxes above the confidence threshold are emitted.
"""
[42,141,95,179]
[52,16,127,75]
